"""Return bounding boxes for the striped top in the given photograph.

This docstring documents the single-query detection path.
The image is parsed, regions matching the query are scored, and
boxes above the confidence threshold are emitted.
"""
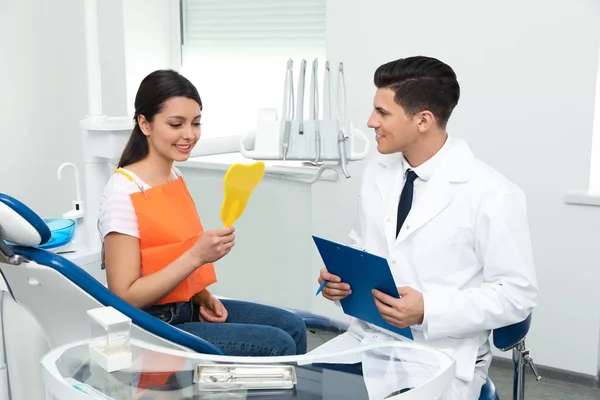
[98,167,182,240]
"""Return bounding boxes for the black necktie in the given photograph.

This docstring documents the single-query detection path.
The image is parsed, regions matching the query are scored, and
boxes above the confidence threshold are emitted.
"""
[396,169,418,237]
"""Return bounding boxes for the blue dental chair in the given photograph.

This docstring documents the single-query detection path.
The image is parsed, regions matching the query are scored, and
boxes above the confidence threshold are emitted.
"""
[0,192,540,400]
[0,193,345,399]
[484,313,541,400]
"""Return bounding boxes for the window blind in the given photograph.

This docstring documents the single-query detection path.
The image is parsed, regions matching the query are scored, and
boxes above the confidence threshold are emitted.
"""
[182,0,326,53]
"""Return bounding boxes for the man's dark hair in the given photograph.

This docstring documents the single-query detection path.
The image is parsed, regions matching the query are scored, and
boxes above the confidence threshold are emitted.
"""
[374,56,460,128]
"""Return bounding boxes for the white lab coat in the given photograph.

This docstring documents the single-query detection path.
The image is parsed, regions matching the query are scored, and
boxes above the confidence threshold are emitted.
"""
[346,137,539,397]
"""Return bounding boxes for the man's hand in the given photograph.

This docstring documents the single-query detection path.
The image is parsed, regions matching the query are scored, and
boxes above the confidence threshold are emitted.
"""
[198,294,228,323]
[372,286,424,328]
[318,268,352,301]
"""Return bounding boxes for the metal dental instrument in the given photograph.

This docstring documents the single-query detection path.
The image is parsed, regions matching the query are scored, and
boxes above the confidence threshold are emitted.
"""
[312,58,321,165]
[302,60,328,167]
[323,61,331,120]
[281,59,295,161]
[296,59,306,137]
[298,62,351,182]
[303,58,322,166]
[336,62,350,178]
[207,371,286,383]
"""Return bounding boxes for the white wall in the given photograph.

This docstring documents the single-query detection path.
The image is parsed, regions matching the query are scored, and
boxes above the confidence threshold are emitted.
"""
[323,0,600,376]
[0,0,88,217]
[123,0,174,116]
[0,0,172,217]
[591,45,600,195]
[97,0,128,117]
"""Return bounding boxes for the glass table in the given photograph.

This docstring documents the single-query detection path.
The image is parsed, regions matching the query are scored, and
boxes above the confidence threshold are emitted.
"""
[41,338,456,400]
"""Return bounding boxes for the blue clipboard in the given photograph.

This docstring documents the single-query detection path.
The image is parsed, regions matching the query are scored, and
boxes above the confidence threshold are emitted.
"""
[312,235,413,340]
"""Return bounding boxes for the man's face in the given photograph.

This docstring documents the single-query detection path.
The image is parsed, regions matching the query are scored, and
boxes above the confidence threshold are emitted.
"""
[367,88,420,155]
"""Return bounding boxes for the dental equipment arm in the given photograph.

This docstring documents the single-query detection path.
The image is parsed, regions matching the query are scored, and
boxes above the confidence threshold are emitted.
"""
[0,233,17,263]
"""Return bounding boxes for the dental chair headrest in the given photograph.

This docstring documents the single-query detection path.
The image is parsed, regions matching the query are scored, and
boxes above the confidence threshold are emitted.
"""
[0,193,51,247]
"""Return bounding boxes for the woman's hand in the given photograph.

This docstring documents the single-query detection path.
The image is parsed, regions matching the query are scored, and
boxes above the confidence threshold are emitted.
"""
[196,292,228,323]
[189,226,235,265]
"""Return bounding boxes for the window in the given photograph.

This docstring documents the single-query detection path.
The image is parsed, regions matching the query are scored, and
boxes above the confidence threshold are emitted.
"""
[178,0,327,141]
[566,43,600,205]
[590,60,600,195]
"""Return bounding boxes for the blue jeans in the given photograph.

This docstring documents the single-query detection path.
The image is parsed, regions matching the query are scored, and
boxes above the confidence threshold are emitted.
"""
[145,299,307,357]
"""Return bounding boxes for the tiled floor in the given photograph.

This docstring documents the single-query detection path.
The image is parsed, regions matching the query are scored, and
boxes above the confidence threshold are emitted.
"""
[489,362,600,400]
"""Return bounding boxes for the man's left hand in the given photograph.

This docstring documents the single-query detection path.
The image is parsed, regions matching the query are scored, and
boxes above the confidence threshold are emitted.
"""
[198,295,228,323]
[373,286,424,328]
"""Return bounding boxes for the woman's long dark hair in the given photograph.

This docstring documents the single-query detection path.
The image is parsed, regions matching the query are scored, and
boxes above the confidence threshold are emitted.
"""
[118,70,202,168]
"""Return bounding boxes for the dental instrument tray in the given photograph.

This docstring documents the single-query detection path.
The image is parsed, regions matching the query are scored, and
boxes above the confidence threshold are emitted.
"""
[193,363,297,391]
[240,59,370,166]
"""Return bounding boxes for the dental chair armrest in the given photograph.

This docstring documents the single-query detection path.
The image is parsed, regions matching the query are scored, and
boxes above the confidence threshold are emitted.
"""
[285,308,349,333]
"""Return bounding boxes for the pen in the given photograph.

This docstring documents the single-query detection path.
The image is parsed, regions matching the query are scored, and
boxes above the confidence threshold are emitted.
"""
[315,280,327,296]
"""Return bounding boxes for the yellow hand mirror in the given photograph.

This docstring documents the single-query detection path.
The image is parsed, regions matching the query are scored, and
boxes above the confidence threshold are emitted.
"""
[220,162,266,227]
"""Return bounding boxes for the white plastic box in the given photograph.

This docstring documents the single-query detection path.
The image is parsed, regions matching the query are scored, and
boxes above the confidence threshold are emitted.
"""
[87,306,132,372]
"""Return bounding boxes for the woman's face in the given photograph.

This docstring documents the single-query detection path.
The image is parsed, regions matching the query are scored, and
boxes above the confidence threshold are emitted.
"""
[139,96,201,163]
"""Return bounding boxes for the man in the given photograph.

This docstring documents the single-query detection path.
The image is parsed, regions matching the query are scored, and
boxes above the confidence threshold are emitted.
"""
[318,56,539,399]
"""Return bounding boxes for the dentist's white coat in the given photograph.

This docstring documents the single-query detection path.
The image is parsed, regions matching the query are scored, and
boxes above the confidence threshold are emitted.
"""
[347,137,539,398]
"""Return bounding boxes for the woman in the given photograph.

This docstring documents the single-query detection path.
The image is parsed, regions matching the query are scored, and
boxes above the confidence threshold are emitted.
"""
[98,69,306,357]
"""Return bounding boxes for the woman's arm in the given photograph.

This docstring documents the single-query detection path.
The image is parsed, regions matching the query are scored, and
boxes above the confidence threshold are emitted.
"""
[192,288,212,305]
[191,288,228,323]
[104,227,235,309]
[104,233,200,309]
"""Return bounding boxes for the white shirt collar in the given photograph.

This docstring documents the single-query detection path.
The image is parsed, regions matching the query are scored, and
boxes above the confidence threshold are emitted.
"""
[401,135,453,182]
